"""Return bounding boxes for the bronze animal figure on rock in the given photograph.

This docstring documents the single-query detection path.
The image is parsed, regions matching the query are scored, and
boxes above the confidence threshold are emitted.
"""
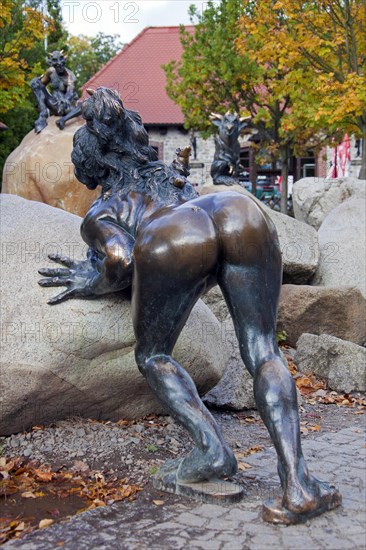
[38,87,341,523]
[210,111,255,186]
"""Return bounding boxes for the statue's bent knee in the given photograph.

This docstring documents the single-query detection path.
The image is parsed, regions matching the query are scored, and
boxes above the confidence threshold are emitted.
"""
[134,348,161,375]
[134,350,172,377]
[30,78,43,91]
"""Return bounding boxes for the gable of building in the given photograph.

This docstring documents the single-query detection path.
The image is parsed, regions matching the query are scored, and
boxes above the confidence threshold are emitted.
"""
[83,26,195,125]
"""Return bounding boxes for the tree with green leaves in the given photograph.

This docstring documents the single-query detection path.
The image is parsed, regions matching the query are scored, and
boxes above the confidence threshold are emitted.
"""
[257,0,366,179]
[0,0,45,174]
[236,0,345,210]
[0,1,122,179]
[165,0,366,214]
[164,0,332,213]
[0,0,68,176]
[164,0,248,136]
[66,33,123,90]
[0,0,45,114]
[26,0,68,52]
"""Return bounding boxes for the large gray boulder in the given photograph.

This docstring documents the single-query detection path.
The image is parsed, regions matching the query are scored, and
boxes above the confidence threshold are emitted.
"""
[295,334,366,393]
[277,285,366,347]
[292,177,366,229]
[270,208,318,283]
[203,317,294,411]
[200,184,319,283]
[203,319,256,411]
[202,286,230,322]
[312,197,366,297]
[0,195,229,435]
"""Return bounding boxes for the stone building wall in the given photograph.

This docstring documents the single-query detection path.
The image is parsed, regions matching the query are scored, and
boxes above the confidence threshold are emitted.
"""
[147,126,365,188]
[147,126,216,187]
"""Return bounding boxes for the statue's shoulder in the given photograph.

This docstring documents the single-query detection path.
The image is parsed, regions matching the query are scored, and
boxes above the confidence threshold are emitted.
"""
[65,68,76,82]
[87,189,143,213]
[44,67,55,78]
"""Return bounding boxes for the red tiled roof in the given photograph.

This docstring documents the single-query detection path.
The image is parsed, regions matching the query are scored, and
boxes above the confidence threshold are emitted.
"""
[83,26,195,125]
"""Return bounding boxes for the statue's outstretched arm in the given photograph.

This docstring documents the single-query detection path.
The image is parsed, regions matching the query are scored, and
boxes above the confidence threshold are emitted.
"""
[39,68,52,86]
[38,218,135,305]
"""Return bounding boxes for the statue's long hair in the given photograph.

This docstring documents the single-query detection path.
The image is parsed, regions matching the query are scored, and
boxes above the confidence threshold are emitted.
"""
[72,87,196,203]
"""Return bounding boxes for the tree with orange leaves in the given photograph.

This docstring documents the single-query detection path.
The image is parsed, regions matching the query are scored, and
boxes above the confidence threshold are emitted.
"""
[165,0,337,213]
[235,1,339,212]
[0,0,46,114]
[249,0,366,179]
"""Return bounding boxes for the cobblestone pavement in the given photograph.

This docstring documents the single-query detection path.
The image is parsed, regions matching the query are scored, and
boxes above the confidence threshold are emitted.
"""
[3,427,365,550]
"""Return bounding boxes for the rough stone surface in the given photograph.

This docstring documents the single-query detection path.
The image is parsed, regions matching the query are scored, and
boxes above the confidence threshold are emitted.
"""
[277,285,366,347]
[312,197,366,297]
[295,333,366,393]
[202,316,293,412]
[202,286,230,322]
[203,319,256,411]
[201,286,305,411]
[3,426,364,550]
[2,117,99,217]
[200,184,319,283]
[293,176,366,229]
[0,195,229,435]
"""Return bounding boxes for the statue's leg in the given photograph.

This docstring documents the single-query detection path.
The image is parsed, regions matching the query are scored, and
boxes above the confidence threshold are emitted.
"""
[133,283,236,484]
[56,105,82,130]
[30,78,56,133]
[211,160,234,186]
[132,217,237,485]
[219,258,341,522]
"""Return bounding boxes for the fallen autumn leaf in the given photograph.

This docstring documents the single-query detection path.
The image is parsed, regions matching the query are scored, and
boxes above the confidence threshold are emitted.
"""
[39,519,54,529]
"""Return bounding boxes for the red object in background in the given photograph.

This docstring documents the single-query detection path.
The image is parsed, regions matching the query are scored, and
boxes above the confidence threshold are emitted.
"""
[277,175,282,193]
[328,134,351,178]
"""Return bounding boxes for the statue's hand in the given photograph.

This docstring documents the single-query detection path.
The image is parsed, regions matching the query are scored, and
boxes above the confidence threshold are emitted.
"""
[38,253,97,305]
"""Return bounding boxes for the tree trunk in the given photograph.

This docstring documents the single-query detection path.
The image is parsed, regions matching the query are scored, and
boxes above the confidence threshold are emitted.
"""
[359,126,366,180]
[280,146,289,215]
[250,153,257,197]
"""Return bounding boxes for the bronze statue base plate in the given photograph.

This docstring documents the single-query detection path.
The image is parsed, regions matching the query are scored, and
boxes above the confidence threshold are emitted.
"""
[153,459,244,504]
[262,490,342,525]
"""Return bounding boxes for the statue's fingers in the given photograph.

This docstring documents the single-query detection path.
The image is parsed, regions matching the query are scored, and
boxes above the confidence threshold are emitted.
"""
[47,289,75,305]
[48,253,76,267]
[38,277,71,287]
[38,267,70,277]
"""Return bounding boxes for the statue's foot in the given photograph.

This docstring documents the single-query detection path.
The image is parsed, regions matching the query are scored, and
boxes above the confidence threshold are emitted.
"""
[153,458,244,504]
[56,118,65,130]
[176,440,237,483]
[263,467,342,524]
[153,436,242,504]
[34,119,48,134]
[214,177,235,186]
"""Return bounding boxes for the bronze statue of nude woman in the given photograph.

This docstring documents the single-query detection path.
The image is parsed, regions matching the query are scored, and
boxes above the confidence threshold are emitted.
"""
[38,87,341,524]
